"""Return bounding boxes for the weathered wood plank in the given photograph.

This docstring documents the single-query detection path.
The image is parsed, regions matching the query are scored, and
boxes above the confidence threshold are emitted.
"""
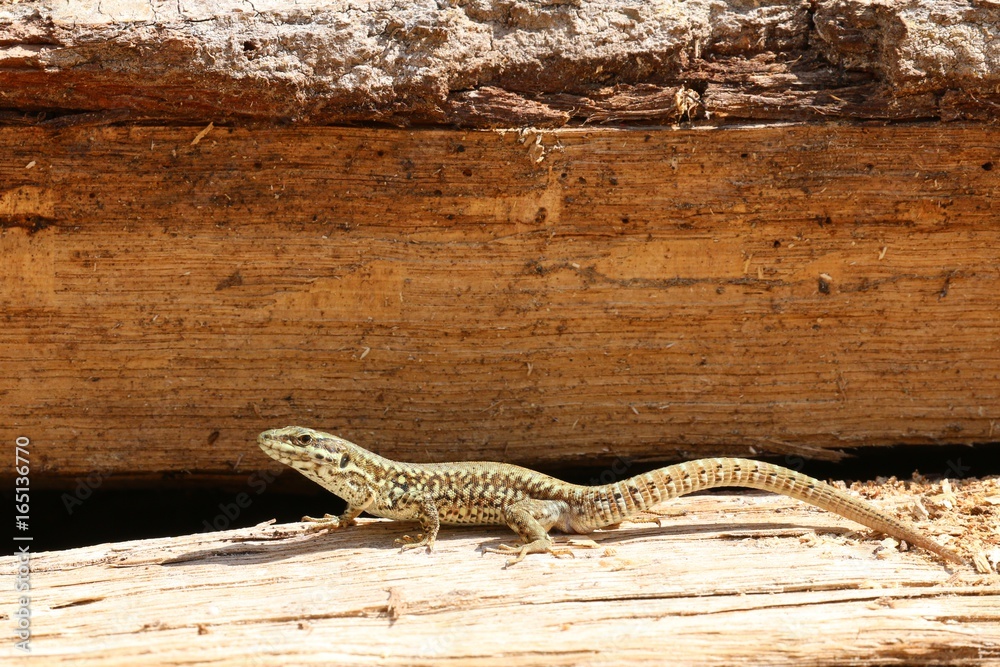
[2,124,1000,477]
[1,0,1000,126]
[2,486,997,666]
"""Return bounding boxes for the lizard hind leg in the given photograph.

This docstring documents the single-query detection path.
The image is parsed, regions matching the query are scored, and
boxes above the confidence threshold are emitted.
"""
[482,499,575,566]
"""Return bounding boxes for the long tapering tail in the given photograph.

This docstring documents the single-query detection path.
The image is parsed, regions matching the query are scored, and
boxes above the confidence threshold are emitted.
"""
[584,458,963,564]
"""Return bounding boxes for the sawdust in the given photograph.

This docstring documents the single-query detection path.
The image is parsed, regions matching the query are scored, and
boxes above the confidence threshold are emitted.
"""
[849,474,1000,576]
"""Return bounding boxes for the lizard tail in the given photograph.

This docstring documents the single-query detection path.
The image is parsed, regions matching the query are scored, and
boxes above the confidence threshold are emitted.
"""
[585,458,964,564]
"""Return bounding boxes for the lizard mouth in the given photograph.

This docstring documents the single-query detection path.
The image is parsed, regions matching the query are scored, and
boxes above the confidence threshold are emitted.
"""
[257,432,301,462]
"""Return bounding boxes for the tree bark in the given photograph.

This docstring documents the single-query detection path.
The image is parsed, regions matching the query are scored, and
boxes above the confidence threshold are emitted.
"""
[1,0,1000,127]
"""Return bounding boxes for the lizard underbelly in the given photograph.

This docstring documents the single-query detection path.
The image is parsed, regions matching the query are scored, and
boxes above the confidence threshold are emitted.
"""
[369,502,509,525]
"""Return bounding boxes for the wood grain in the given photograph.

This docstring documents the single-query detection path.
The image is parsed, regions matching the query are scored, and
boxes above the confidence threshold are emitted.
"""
[1,491,996,666]
[2,124,1000,478]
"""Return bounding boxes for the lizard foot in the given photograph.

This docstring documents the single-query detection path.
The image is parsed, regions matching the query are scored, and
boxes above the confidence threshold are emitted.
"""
[395,533,435,553]
[301,514,355,534]
[482,539,574,567]
[604,509,684,529]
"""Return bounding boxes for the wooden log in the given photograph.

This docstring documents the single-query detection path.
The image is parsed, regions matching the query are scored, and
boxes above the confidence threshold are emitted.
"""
[3,124,1000,477]
[2,0,1000,126]
[2,482,997,666]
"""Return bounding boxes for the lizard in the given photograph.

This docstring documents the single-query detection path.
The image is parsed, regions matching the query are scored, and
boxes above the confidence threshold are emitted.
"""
[257,426,965,566]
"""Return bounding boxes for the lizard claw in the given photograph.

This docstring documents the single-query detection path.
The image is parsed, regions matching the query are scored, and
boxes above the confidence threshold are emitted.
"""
[396,533,435,552]
[482,543,531,567]
[301,514,353,533]
[482,539,573,566]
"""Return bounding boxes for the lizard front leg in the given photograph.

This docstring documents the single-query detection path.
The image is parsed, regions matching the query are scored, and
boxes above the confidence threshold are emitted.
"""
[395,495,441,553]
[302,494,374,534]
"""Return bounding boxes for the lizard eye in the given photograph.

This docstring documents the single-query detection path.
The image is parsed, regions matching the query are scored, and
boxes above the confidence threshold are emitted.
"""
[297,434,312,445]
[339,453,349,469]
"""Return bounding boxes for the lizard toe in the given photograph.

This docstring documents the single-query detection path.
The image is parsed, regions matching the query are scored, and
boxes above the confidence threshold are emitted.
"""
[396,533,435,552]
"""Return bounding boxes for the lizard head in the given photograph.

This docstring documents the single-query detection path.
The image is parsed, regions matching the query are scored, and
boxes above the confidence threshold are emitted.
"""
[257,426,375,505]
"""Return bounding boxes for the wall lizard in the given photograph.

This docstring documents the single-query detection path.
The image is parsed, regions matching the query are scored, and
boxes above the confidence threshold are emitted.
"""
[258,426,964,566]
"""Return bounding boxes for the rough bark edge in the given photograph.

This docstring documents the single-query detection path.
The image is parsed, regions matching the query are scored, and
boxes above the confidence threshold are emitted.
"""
[1,0,999,127]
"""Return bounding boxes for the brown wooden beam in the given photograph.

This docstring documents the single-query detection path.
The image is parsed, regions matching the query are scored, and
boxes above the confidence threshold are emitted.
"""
[2,124,999,477]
